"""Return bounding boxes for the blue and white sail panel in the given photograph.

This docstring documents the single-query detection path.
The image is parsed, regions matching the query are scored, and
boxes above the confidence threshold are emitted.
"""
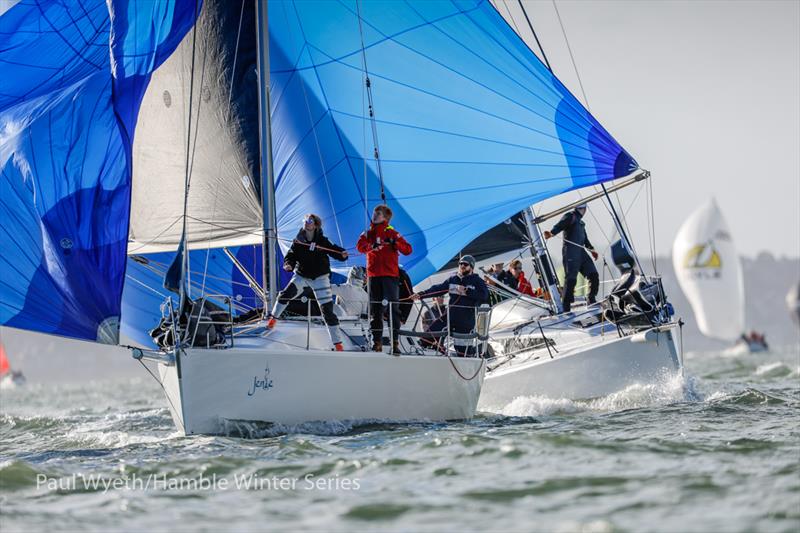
[269,0,637,283]
[0,0,199,343]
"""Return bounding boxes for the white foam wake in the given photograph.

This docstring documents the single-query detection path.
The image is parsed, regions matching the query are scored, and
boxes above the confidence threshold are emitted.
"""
[498,373,697,417]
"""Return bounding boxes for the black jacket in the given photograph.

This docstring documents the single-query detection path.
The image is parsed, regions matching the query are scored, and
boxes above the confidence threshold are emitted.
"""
[419,272,489,332]
[284,228,346,279]
[495,269,518,290]
[550,210,594,259]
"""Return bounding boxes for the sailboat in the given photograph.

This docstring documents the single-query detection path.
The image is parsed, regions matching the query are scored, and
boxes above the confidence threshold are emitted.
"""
[0,341,25,388]
[672,199,767,353]
[469,4,683,408]
[786,282,800,330]
[2,0,681,432]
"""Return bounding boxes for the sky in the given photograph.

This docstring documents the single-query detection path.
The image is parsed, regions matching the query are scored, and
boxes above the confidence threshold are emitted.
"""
[497,0,800,259]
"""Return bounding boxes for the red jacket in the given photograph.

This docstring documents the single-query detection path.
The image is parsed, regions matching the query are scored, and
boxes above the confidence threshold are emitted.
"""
[356,221,412,277]
[516,271,535,297]
[516,271,549,299]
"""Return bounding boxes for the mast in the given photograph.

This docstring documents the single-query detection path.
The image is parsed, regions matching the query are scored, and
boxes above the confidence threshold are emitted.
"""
[255,0,278,310]
[523,208,563,314]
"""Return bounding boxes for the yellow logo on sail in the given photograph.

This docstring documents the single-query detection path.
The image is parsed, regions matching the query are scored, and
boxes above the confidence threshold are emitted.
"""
[683,243,722,269]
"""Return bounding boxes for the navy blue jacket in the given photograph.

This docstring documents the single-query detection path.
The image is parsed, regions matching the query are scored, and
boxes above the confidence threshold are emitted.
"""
[550,210,594,260]
[419,273,488,332]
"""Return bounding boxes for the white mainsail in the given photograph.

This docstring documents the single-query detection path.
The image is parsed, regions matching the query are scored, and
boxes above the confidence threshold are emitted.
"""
[672,199,745,341]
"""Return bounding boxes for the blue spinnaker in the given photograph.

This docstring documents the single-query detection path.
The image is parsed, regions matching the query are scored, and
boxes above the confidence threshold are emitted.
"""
[123,245,264,348]
[269,0,637,283]
[0,0,199,343]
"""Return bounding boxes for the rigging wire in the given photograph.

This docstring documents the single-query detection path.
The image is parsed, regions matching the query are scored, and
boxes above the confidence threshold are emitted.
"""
[355,0,387,204]
[512,0,614,253]
[550,0,589,109]
[516,0,553,72]
[647,175,660,275]
[200,0,247,300]
[360,17,373,346]
[178,0,200,303]
[500,0,521,35]
[550,0,645,273]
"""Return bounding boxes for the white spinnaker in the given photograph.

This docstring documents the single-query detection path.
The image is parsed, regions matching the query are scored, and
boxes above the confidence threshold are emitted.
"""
[672,199,744,341]
[127,9,261,255]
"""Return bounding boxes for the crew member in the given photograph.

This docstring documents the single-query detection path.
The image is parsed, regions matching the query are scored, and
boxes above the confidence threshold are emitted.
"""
[356,205,412,353]
[413,255,488,356]
[267,214,349,351]
[544,204,599,312]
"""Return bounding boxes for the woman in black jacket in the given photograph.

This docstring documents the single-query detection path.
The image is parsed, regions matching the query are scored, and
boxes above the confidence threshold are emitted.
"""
[267,214,349,350]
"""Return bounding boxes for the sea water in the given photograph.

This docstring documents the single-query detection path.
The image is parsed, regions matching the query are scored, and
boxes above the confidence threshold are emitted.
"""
[1,346,798,532]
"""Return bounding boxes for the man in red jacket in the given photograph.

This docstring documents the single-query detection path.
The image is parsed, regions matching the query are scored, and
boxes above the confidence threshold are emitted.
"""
[356,205,412,353]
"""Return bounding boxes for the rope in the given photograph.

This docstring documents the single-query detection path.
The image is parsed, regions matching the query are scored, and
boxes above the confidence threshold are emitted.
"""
[277,236,360,257]
[647,175,659,276]
[446,355,484,381]
[517,0,553,72]
[552,0,590,112]
[355,0,386,203]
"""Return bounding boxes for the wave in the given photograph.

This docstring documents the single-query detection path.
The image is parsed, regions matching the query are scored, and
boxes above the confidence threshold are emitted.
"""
[217,418,420,438]
[497,373,699,417]
[706,388,789,406]
[0,460,48,491]
[755,362,799,378]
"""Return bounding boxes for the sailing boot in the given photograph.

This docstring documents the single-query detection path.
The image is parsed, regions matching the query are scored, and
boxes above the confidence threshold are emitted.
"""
[391,339,400,356]
[371,341,383,352]
[587,272,600,305]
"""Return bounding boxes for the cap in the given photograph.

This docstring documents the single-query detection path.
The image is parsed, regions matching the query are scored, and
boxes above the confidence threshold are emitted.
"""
[459,255,476,268]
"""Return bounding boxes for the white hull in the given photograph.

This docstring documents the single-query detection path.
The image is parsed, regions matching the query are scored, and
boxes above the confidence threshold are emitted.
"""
[479,326,682,410]
[158,345,484,435]
[723,341,769,356]
[0,373,26,389]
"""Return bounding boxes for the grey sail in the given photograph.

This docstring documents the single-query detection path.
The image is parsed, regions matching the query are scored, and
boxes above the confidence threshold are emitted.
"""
[128,0,262,254]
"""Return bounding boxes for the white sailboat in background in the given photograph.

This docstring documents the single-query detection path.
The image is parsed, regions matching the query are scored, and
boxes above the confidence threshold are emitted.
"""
[672,199,767,353]
[787,282,800,330]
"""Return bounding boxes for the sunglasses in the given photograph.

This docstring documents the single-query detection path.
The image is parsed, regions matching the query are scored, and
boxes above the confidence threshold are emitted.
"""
[459,262,471,267]
[303,218,315,225]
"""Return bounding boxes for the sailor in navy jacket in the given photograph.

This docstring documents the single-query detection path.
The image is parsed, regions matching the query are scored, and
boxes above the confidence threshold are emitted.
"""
[414,255,489,334]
